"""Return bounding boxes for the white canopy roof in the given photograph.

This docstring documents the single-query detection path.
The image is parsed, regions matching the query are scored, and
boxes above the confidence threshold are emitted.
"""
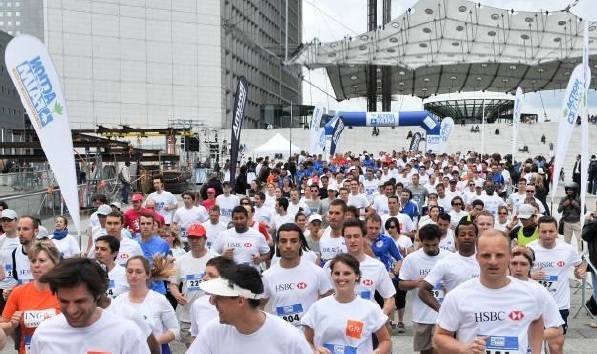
[292,0,597,99]
[252,133,303,154]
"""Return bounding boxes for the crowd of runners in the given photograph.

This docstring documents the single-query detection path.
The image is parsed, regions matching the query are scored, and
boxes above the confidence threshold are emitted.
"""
[0,149,596,353]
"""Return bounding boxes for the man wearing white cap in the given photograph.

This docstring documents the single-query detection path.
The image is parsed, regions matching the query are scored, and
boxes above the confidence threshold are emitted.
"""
[507,204,538,246]
[188,264,312,354]
[304,214,323,255]
[0,209,19,311]
[85,204,113,258]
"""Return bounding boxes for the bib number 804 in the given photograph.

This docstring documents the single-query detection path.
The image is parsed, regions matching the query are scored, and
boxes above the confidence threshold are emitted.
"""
[283,314,300,323]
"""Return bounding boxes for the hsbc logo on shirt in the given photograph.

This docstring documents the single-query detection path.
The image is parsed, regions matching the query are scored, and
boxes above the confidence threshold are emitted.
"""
[536,261,556,268]
[362,279,374,286]
[474,311,506,322]
[274,282,307,292]
[243,242,253,248]
[118,253,131,259]
[557,261,565,267]
[509,311,524,321]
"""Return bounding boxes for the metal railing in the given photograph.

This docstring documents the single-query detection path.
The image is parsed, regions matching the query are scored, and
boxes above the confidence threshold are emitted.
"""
[0,168,54,194]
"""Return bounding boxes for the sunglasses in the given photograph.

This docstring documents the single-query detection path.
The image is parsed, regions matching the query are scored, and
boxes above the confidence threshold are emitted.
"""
[526,190,535,193]
[498,212,508,215]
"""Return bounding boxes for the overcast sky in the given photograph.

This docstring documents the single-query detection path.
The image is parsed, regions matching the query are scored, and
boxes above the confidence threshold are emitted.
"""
[301,0,597,119]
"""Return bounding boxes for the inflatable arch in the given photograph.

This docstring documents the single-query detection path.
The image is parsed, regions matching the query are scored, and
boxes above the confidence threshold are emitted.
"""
[323,111,443,154]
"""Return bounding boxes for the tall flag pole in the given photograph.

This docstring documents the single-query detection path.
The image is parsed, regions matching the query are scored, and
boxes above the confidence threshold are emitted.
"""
[229,76,248,186]
[580,20,591,229]
[5,35,81,233]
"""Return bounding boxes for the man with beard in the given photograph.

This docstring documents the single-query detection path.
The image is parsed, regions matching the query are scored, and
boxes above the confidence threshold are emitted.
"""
[418,221,480,312]
[213,206,270,271]
[400,224,450,354]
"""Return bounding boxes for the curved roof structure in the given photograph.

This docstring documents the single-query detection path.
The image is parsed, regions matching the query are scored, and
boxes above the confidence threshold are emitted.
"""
[292,0,597,100]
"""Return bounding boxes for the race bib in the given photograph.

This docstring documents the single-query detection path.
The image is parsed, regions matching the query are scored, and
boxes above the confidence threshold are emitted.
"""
[359,290,372,300]
[482,335,519,354]
[206,241,213,249]
[538,275,558,292]
[186,274,204,291]
[23,308,57,328]
[433,283,445,303]
[181,227,187,239]
[323,344,357,354]
[25,335,32,354]
[4,264,12,279]
[275,304,303,325]
[106,280,116,298]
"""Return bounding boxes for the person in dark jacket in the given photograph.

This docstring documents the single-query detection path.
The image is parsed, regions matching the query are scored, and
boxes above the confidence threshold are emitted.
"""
[582,201,597,327]
[235,165,249,195]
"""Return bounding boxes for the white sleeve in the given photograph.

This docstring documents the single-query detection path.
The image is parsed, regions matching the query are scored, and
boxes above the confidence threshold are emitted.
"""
[120,322,152,354]
[538,285,565,328]
[69,237,81,256]
[190,302,199,337]
[377,267,396,298]
[173,210,181,224]
[134,242,144,257]
[261,273,272,299]
[159,295,181,339]
[435,290,461,332]
[398,256,413,281]
[258,235,270,255]
[317,268,333,295]
[424,259,445,287]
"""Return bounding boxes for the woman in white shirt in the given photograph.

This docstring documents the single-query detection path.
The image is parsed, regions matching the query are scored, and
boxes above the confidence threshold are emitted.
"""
[418,205,441,228]
[302,253,391,354]
[113,256,180,354]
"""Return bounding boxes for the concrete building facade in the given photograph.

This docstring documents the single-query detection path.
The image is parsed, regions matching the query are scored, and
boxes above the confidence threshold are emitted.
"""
[2,0,301,130]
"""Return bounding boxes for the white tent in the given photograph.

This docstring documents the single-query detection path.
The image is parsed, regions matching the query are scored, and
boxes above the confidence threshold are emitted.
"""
[252,133,302,155]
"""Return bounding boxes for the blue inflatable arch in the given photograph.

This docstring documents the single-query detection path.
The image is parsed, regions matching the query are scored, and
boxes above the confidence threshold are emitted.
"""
[324,111,442,153]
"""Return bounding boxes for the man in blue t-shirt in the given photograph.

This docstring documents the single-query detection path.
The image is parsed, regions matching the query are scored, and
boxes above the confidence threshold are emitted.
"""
[365,214,403,271]
[137,213,170,294]
[399,189,419,221]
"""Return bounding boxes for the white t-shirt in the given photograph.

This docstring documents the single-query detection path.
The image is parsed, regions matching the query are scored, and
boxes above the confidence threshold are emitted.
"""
[524,279,565,329]
[324,255,396,301]
[201,220,228,250]
[424,252,480,292]
[51,234,80,258]
[254,205,276,225]
[173,206,209,241]
[190,295,218,337]
[439,230,456,253]
[262,260,333,327]
[107,264,129,299]
[105,301,152,338]
[215,194,240,223]
[437,195,452,213]
[527,239,582,309]
[480,193,507,216]
[148,190,177,224]
[0,236,20,289]
[288,200,311,216]
[372,195,389,216]
[270,213,296,232]
[347,193,370,212]
[318,232,346,262]
[189,313,312,354]
[30,310,150,354]
[301,295,387,354]
[116,237,144,267]
[393,235,413,254]
[112,290,180,340]
[437,278,544,354]
[448,210,468,229]
[362,179,379,202]
[171,249,219,322]
[507,192,527,208]
[212,227,270,270]
[399,248,450,324]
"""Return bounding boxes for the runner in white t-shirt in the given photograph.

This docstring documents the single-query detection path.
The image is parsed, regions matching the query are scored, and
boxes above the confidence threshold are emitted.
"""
[94,235,129,299]
[172,191,209,244]
[434,230,546,354]
[302,253,391,354]
[169,223,218,347]
[323,218,396,316]
[527,216,586,354]
[318,200,348,263]
[215,182,240,224]
[212,206,270,271]
[399,224,450,354]
[261,223,333,328]
[437,213,456,253]
[191,264,312,354]
[30,258,150,354]
[419,221,480,312]
[201,205,228,250]
[104,212,144,267]
[147,175,178,225]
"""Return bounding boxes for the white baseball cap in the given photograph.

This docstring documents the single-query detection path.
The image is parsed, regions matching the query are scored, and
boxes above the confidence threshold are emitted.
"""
[517,204,536,219]
[308,214,323,223]
[200,277,263,299]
